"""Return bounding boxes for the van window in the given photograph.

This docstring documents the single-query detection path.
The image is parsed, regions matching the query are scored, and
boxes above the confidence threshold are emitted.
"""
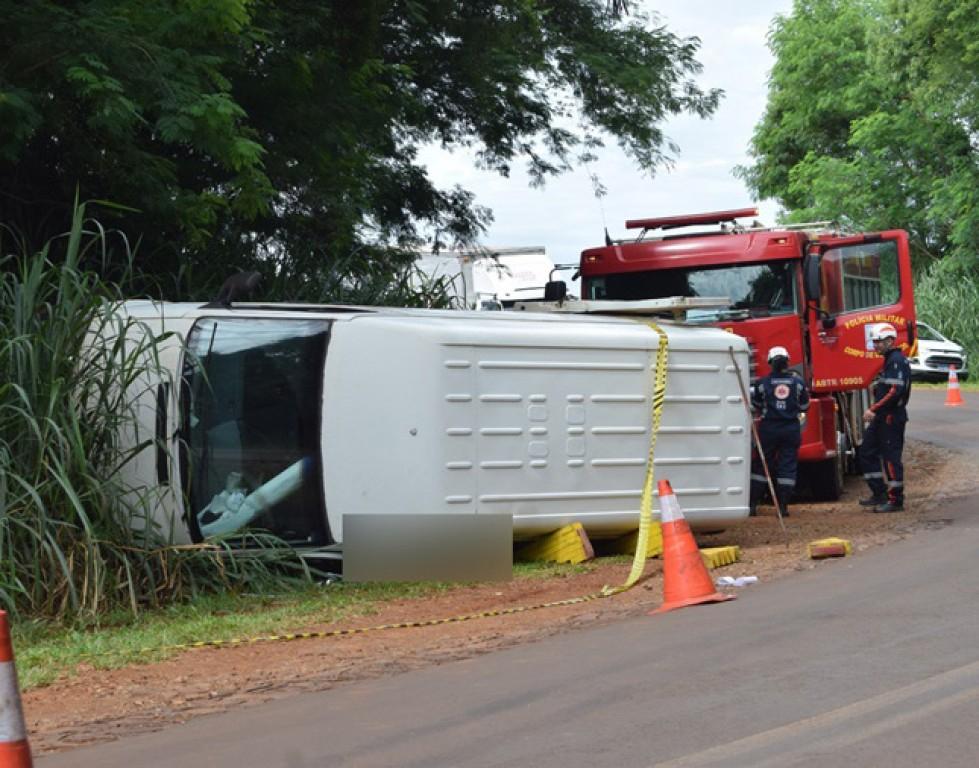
[181,318,331,545]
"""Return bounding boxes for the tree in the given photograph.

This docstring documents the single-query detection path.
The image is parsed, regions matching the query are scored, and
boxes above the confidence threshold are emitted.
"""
[740,0,979,269]
[739,0,887,211]
[0,1,721,298]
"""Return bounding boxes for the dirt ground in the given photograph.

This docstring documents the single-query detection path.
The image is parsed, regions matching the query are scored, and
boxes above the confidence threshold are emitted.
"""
[24,438,974,755]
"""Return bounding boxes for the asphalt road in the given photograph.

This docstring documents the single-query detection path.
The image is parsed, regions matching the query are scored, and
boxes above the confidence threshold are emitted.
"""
[903,387,977,451]
[40,389,979,768]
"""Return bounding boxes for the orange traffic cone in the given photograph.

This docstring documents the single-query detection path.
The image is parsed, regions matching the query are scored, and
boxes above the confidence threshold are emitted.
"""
[650,480,736,614]
[945,365,965,407]
[0,612,32,767]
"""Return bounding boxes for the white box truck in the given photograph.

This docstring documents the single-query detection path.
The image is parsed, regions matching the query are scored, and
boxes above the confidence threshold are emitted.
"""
[116,301,751,559]
[412,246,559,310]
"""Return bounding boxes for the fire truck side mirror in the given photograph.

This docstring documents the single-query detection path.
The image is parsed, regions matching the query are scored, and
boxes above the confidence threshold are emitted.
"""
[803,254,821,302]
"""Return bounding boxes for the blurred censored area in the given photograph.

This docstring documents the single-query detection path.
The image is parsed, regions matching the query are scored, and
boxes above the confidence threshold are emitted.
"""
[343,514,512,582]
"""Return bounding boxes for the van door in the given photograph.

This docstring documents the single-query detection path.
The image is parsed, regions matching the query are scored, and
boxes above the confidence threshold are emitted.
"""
[804,230,915,394]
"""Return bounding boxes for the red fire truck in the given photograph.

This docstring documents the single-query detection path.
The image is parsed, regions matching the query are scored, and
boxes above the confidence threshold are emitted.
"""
[576,207,917,499]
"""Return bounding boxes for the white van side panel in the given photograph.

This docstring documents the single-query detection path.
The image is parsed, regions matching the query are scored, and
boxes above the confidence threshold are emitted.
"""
[323,315,750,541]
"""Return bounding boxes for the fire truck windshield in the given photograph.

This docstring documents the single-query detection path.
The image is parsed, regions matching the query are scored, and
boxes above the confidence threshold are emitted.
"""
[586,259,798,322]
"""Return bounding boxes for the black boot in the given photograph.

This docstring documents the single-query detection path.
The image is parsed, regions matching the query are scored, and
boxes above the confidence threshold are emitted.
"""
[874,501,904,513]
[860,494,887,507]
[776,492,790,518]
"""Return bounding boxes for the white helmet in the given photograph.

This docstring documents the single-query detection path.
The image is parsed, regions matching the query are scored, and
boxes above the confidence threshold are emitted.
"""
[871,323,898,341]
[767,345,789,363]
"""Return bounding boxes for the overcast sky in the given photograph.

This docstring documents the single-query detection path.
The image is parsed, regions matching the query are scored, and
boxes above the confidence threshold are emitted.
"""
[418,1,794,267]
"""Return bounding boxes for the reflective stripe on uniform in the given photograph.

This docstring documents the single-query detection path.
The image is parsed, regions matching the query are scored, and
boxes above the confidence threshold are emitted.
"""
[777,477,795,486]
[751,474,767,483]
[864,471,884,479]
[887,480,904,488]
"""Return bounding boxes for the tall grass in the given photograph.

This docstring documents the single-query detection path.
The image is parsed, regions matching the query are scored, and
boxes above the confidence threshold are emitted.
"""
[915,260,979,361]
[0,204,311,623]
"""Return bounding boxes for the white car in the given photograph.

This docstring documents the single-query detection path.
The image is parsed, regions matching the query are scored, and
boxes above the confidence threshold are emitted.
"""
[911,321,968,381]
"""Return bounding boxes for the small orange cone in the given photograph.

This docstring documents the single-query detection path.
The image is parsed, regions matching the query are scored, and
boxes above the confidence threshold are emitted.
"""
[650,480,736,614]
[945,365,965,407]
[0,611,32,767]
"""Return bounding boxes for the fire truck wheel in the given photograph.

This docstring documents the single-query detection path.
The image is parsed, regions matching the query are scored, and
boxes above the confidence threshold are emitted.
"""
[807,447,845,501]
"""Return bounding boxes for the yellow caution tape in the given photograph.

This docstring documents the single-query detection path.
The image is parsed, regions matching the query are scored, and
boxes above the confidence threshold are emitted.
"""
[138,593,609,656]
[602,321,669,596]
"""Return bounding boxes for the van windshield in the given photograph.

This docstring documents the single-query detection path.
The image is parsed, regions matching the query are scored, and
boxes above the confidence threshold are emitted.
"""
[181,318,331,545]
[586,260,798,322]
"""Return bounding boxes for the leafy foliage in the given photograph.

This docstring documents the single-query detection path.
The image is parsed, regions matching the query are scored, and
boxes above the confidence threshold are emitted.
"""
[739,0,887,213]
[0,204,312,622]
[0,1,720,299]
[741,1,979,267]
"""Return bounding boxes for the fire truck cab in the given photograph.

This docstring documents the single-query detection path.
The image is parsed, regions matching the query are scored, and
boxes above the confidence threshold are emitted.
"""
[575,207,916,499]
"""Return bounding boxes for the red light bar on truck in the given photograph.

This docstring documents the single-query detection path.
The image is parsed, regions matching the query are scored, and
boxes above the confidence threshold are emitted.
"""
[625,207,760,231]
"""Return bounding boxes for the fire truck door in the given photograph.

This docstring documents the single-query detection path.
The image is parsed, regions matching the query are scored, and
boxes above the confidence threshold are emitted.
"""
[804,230,915,395]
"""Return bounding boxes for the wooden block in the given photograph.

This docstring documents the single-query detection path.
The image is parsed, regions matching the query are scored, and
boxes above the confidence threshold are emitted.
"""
[700,545,741,569]
[808,537,852,559]
[516,523,595,564]
[606,523,664,559]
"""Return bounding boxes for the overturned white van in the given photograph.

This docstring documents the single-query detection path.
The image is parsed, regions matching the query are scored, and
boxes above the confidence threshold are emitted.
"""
[119,302,751,556]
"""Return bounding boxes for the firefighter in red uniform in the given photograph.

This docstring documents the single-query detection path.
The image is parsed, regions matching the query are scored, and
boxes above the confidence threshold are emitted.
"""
[859,322,912,512]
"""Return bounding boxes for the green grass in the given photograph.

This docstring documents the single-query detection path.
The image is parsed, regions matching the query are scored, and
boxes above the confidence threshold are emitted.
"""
[915,261,979,364]
[13,559,605,690]
[14,581,451,689]
[912,379,979,392]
